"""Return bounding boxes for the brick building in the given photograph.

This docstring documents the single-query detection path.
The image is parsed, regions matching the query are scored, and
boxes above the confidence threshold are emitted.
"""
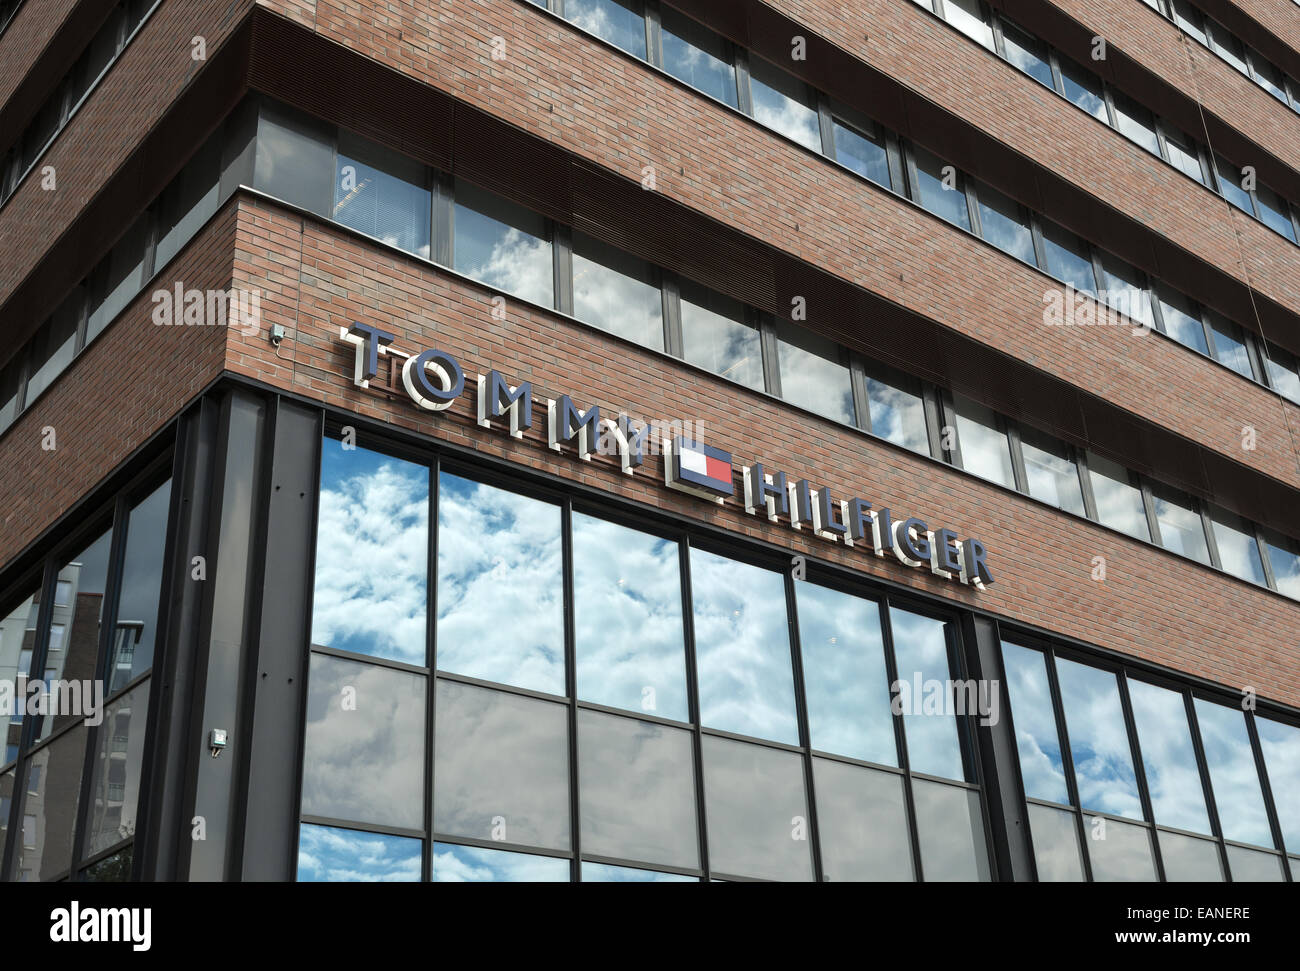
[0,0,1298,882]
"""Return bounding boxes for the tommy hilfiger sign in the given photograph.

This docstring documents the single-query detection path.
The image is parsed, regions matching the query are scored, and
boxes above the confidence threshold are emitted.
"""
[340,322,995,588]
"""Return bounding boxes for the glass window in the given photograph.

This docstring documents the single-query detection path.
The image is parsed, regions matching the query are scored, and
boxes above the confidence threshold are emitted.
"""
[1206,20,1248,73]
[1087,452,1149,541]
[660,7,737,107]
[111,479,171,689]
[862,359,929,454]
[86,215,148,342]
[747,55,821,151]
[312,442,428,665]
[1055,658,1143,819]
[432,842,569,882]
[453,178,554,308]
[67,8,123,110]
[572,514,687,721]
[16,726,87,881]
[952,395,1015,489]
[1255,717,1300,854]
[942,0,993,49]
[1172,0,1207,45]
[689,548,798,744]
[0,590,39,766]
[890,607,965,781]
[795,583,895,765]
[1208,508,1266,586]
[1058,57,1109,123]
[332,132,431,258]
[700,735,813,881]
[577,710,698,869]
[437,472,564,695]
[1246,50,1287,100]
[1225,845,1284,881]
[1085,816,1157,881]
[1000,20,1053,88]
[297,823,421,882]
[1027,803,1085,881]
[1206,314,1254,378]
[1019,428,1085,515]
[1155,288,1208,355]
[565,0,647,60]
[1263,530,1300,599]
[1159,831,1224,881]
[253,101,334,216]
[572,231,663,349]
[1127,680,1209,833]
[1253,184,1297,242]
[1161,126,1206,184]
[83,681,150,858]
[1262,342,1300,403]
[1040,220,1097,297]
[912,779,989,880]
[1194,700,1273,847]
[0,351,20,436]
[19,96,60,174]
[679,281,764,391]
[975,183,1035,265]
[813,759,913,880]
[1150,485,1210,564]
[154,137,221,271]
[1001,642,1069,805]
[23,295,79,405]
[911,147,970,231]
[41,526,113,742]
[1214,156,1254,214]
[1097,253,1154,330]
[434,680,570,850]
[301,653,425,830]
[774,323,855,425]
[831,116,890,188]
[581,861,696,881]
[1110,92,1160,156]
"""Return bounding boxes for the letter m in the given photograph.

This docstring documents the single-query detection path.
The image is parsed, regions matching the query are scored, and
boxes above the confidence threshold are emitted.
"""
[548,395,600,460]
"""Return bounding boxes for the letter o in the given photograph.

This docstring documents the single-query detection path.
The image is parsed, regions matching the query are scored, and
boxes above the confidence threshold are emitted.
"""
[402,348,465,411]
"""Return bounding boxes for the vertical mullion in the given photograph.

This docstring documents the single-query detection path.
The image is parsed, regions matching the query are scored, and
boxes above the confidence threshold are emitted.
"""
[1199,501,1223,570]
[964,178,984,239]
[921,384,945,462]
[661,271,683,359]
[939,390,963,468]
[433,172,454,268]
[815,93,835,160]
[734,49,754,117]
[552,222,574,316]
[1254,524,1278,592]
[1028,214,1050,273]
[644,0,662,68]
[561,498,579,881]
[678,536,710,881]
[878,597,925,882]
[1146,281,1169,337]
[1043,648,1091,878]
[1140,479,1164,548]
[783,572,822,881]
[1184,694,1231,881]
[1116,671,1165,881]
[758,313,782,398]
[849,355,872,433]
[424,459,438,882]
[1005,422,1029,495]
[1076,449,1099,522]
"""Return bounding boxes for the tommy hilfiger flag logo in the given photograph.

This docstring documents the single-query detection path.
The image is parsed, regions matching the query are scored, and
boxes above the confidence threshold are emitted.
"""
[667,436,735,500]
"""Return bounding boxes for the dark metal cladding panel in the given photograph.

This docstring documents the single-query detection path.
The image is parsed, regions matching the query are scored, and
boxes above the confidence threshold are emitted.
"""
[451,104,574,225]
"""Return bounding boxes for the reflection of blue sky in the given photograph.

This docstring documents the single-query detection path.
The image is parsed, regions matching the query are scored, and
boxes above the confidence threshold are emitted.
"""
[812,758,912,881]
[866,377,928,453]
[1265,540,1300,599]
[333,155,431,257]
[312,443,428,665]
[912,779,988,881]
[1211,514,1266,585]
[1088,455,1149,541]
[777,335,855,425]
[680,299,763,390]
[115,480,171,685]
[689,549,798,744]
[1256,718,1300,853]
[1054,658,1142,819]
[572,239,664,351]
[977,191,1035,264]
[433,680,570,850]
[913,151,971,231]
[749,60,821,151]
[301,654,426,830]
[795,583,895,765]
[581,861,697,882]
[572,514,687,721]
[433,842,569,882]
[1127,679,1210,833]
[578,710,697,868]
[954,399,1015,489]
[1085,817,1156,881]
[437,473,564,694]
[661,12,736,106]
[1152,492,1209,563]
[1194,700,1273,847]
[832,121,889,186]
[567,0,647,58]
[1000,642,1068,804]
[453,197,553,307]
[890,608,964,781]
[1027,803,1084,881]
[1021,439,1085,515]
[297,823,421,882]
[1042,226,1098,296]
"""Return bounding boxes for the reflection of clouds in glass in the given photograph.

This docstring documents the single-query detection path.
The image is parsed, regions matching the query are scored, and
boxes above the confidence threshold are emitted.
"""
[1127,680,1210,833]
[777,339,854,425]
[436,473,564,694]
[572,514,687,720]
[84,682,149,856]
[1256,718,1300,853]
[690,549,797,744]
[297,823,421,882]
[1088,456,1148,541]
[332,157,431,257]
[867,379,927,453]
[1194,700,1272,847]
[1159,830,1223,881]
[567,0,647,58]
[890,608,964,782]
[749,70,821,151]
[1086,816,1156,881]
[1224,844,1284,881]
[301,654,425,829]
[454,207,553,307]
[116,480,171,684]
[582,861,696,881]
[680,301,763,390]
[433,842,569,882]
[1027,803,1084,881]
[1054,658,1142,819]
[661,21,735,105]
[1001,642,1068,804]
[796,583,895,765]
[833,121,889,186]
[954,401,1015,489]
[912,779,989,881]
[433,680,570,850]
[572,249,662,349]
[312,444,428,665]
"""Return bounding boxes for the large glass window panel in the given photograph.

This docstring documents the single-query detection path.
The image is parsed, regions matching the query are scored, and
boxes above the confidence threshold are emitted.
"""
[296,823,421,882]
[1263,343,1300,403]
[432,842,569,882]
[83,681,149,858]
[312,442,428,665]
[890,608,965,781]
[153,136,221,271]
[701,735,813,881]
[831,116,890,188]
[1097,254,1155,329]
[748,56,822,151]
[862,359,929,454]
[1206,315,1254,379]
[437,473,564,694]
[975,183,1035,264]
[1206,20,1248,73]
[434,680,570,850]
[16,725,87,881]
[572,514,687,721]
[690,548,797,744]
[1255,718,1300,853]
[332,132,431,258]
[581,861,697,882]
[301,653,425,830]
[1215,156,1254,214]
[453,178,554,308]
[942,0,993,49]
[1209,508,1266,586]
[1150,486,1210,564]
[566,0,647,59]
[253,101,333,216]
[67,8,123,110]
[26,292,81,409]
[0,352,20,437]
[1172,0,1207,45]
[1127,679,1210,833]
[572,232,663,349]
[1155,288,1208,355]
[19,97,60,174]
[1087,451,1150,541]
[1263,531,1300,598]
[1000,642,1069,805]
[795,583,895,765]
[0,590,38,766]
[912,779,989,880]
[952,395,1015,489]
[1055,658,1142,819]
[1027,803,1085,881]
[1159,831,1224,881]
[1194,700,1273,847]
[1161,127,1206,184]
[911,147,970,231]
[1249,52,1290,100]
[577,710,698,869]
[814,759,912,881]
[1058,58,1109,123]
[1226,845,1284,881]
[1084,817,1157,881]
[774,323,855,425]
[1019,428,1085,515]
[1253,184,1297,242]
[678,281,764,391]
[1000,20,1053,88]
[1040,220,1098,297]
[85,215,148,342]
[1110,93,1161,155]
[660,7,737,107]
[111,479,170,689]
